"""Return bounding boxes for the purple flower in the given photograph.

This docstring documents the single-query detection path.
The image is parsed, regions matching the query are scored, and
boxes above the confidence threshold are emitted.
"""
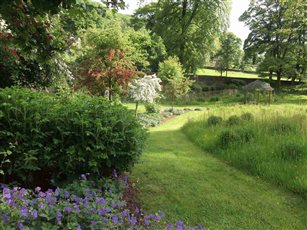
[98,208,105,216]
[95,197,106,205]
[32,210,38,219]
[20,206,29,217]
[197,224,206,230]
[39,202,44,209]
[74,204,80,213]
[35,187,41,193]
[90,221,97,226]
[64,191,70,198]
[81,174,87,180]
[101,217,107,223]
[39,191,46,197]
[167,223,173,229]
[76,226,81,230]
[18,223,24,230]
[121,209,129,217]
[135,207,140,214]
[144,217,150,227]
[3,188,11,199]
[54,187,60,196]
[112,215,119,224]
[111,202,117,208]
[1,214,9,224]
[56,212,62,222]
[64,206,73,213]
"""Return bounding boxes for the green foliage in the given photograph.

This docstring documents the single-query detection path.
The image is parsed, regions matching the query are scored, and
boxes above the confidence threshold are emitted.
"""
[214,32,243,75]
[219,127,255,147]
[132,0,230,73]
[0,1,68,88]
[280,140,305,161]
[226,115,240,126]
[159,56,194,104]
[241,112,254,121]
[240,0,306,86]
[207,115,223,126]
[137,113,161,127]
[145,103,160,114]
[0,87,147,186]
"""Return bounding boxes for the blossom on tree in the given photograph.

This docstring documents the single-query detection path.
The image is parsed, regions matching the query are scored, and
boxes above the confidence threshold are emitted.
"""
[129,74,162,103]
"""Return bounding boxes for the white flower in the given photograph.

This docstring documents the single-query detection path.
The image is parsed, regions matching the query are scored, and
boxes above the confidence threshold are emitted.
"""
[129,74,162,103]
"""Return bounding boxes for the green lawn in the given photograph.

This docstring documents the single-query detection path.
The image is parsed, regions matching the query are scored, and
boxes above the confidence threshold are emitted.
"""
[130,111,307,229]
[196,68,292,81]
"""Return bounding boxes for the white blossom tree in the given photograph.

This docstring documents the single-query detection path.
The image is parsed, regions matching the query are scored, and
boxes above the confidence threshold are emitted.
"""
[129,74,162,116]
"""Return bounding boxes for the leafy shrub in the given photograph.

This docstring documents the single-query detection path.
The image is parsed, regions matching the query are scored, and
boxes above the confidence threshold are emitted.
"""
[209,96,220,102]
[219,129,238,147]
[207,116,223,126]
[137,113,161,127]
[226,115,240,126]
[241,112,254,121]
[0,88,147,186]
[218,128,255,147]
[269,119,296,134]
[145,103,160,114]
[279,140,306,161]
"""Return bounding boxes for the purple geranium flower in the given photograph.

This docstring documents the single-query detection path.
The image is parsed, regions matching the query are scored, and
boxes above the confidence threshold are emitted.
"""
[56,212,62,222]
[112,215,119,224]
[64,206,73,213]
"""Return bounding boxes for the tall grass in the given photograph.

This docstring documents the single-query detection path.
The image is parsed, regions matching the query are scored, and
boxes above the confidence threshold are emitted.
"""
[182,105,307,198]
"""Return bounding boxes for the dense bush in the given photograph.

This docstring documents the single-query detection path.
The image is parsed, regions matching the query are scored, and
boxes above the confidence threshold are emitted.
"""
[137,113,161,127]
[218,127,254,147]
[279,140,305,161]
[145,103,160,114]
[241,112,254,121]
[0,88,147,187]
[226,115,240,126]
[207,116,223,126]
[269,119,296,134]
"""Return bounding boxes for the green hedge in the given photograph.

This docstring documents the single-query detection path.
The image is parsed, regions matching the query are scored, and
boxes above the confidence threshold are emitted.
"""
[0,87,147,186]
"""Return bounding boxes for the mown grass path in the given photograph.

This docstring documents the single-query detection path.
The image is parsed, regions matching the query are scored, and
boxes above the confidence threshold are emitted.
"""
[130,111,307,229]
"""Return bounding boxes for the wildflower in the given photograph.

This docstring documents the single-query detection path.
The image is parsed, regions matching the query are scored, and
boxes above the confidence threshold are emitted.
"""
[56,212,62,222]
[54,187,60,196]
[64,206,73,213]
[35,187,41,193]
[95,197,106,205]
[32,210,38,219]
[76,225,81,230]
[20,206,29,217]
[81,174,87,180]
[112,215,119,224]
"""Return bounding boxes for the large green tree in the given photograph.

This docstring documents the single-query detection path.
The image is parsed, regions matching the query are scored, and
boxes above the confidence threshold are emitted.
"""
[132,0,230,73]
[240,0,306,87]
[215,32,242,77]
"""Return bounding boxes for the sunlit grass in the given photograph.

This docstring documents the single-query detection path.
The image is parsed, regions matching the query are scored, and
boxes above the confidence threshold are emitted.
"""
[130,109,307,229]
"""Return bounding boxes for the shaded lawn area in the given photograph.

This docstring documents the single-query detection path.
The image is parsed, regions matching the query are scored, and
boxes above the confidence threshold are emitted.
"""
[130,112,307,229]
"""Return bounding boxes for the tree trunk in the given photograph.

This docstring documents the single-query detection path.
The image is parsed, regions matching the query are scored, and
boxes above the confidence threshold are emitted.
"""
[179,0,188,67]
[276,71,282,90]
[135,101,139,117]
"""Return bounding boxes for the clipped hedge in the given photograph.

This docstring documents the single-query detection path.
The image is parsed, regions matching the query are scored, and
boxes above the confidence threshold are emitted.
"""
[0,87,147,187]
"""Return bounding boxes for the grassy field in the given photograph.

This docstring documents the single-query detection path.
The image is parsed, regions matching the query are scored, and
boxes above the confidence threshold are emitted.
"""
[196,68,260,79]
[130,111,307,229]
[196,68,293,81]
[182,105,307,198]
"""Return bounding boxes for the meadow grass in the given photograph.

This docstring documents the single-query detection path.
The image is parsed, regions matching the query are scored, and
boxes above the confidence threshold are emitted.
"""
[196,68,292,81]
[182,105,307,198]
[130,111,307,229]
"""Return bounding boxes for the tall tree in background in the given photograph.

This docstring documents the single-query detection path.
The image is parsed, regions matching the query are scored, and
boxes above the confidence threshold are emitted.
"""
[132,0,230,73]
[240,0,306,88]
[215,32,242,77]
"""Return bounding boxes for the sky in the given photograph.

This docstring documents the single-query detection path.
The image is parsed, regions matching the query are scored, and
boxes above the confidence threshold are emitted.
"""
[118,0,251,42]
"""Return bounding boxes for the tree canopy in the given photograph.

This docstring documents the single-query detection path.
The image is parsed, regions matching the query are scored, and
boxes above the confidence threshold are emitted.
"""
[240,0,306,87]
[132,0,230,73]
